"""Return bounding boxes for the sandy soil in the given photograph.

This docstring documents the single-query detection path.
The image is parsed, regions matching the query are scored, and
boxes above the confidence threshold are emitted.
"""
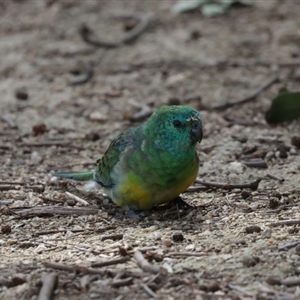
[1,1,300,299]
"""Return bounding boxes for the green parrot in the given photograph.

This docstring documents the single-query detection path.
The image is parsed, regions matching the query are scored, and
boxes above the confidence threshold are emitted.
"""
[53,105,203,211]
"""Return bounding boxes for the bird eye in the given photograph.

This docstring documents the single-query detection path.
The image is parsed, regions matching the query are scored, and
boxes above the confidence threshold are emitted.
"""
[173,120,182,128]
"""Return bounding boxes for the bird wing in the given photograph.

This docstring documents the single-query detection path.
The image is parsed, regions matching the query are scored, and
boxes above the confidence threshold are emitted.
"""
[94,124,145,188]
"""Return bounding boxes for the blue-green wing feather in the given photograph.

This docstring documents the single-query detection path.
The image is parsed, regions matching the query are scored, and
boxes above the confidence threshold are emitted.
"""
[53,125,145,185]
[94,125,145,187]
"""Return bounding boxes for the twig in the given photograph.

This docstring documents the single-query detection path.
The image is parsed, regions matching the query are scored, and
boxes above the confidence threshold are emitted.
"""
[227,284,254,297]
[37,273,58,300]
[44,262,147,278]
[129,99,153,122]
[0,182,44,192]
[0,115,16,128]
[135,246,159,253]
[65,191,89,206]
[44,262,108,276]
[241,159,268,169]
[222,58,300,69]
[0,185,21,191]
[111,277,133,288]
[278,241,300,251]
[74,245,89,252]
[101,234,123,241]
[96,226,117,233]
[0,145,12,150]
[44,262,76,273]
[266,173,285,183]
[166,252,205,257]
[91,256,129,268]
[70,64,94,85]
[0,181,25,185]
[49,263,105,275]
[35,229,68,235]
[79,14,149,48]
[282,277,300,287]
[34,227,115,236]
[40,195,64,204]
[54,161,95,170]
[141,283,158,298]
[12,206,99,218]
[107,58,300,75]
[186,185,209,192]
[224,116,258,126]
[19,141,84,150]
[0,274,26,288]
[133,250,161,274]
[270,219,300,227]
[0,130,18,136]
[211,75,279,111]
[0,200,13,205]
[194,178,261,191]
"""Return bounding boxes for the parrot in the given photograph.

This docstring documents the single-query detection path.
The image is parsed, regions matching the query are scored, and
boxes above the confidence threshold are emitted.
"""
[53,105,203,212]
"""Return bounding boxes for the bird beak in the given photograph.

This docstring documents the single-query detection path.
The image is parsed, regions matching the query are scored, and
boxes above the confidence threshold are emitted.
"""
[191,120,203,143]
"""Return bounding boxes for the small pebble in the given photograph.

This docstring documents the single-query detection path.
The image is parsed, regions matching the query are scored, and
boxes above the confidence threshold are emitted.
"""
[265,151,275,160]
[241,190,252,200]
[1,225,11,234]
[172,232,184,242]
[270,192,281,199]
[266,276,281,286]
[142,225,159,233]
[288,227,299,234]
[162,238,172,247]
[199,281,220,292]
[89,111,108,122]
[279,150,288,159]
[245,225,262,234]
[221,245,232,254]
[123,18,139,31]
[261,228,272,239]
[242,255,260,267]
[85,132,100,141]
[152,232,162,241]
[15,87,28,100]
[227,161,245,174]
[189,29,202,40]
[31,185,45,193]
[269,197,280,209]
[168,97,181,105]
[291,136,300,149]
[32,122,47,136]
[30,151,42,165]
[185,244,195,251]
[8,273,27,287]
[49,176,58,185]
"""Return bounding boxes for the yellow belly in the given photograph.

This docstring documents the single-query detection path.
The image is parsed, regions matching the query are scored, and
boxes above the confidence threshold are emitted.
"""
[112,166,199,210]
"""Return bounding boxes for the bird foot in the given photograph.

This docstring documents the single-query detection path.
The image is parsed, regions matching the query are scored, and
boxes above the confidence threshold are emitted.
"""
[170,196,195,210]
[126,210,148,219]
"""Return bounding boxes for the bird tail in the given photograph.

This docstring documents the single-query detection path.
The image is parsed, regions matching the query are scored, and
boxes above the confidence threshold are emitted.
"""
[52,171,94,182]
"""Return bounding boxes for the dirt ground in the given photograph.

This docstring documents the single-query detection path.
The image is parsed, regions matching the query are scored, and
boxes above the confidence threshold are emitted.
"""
[1,0,300,299]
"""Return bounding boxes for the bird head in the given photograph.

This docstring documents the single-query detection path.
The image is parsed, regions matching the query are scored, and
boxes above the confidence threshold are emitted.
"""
[144,105,203,154]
